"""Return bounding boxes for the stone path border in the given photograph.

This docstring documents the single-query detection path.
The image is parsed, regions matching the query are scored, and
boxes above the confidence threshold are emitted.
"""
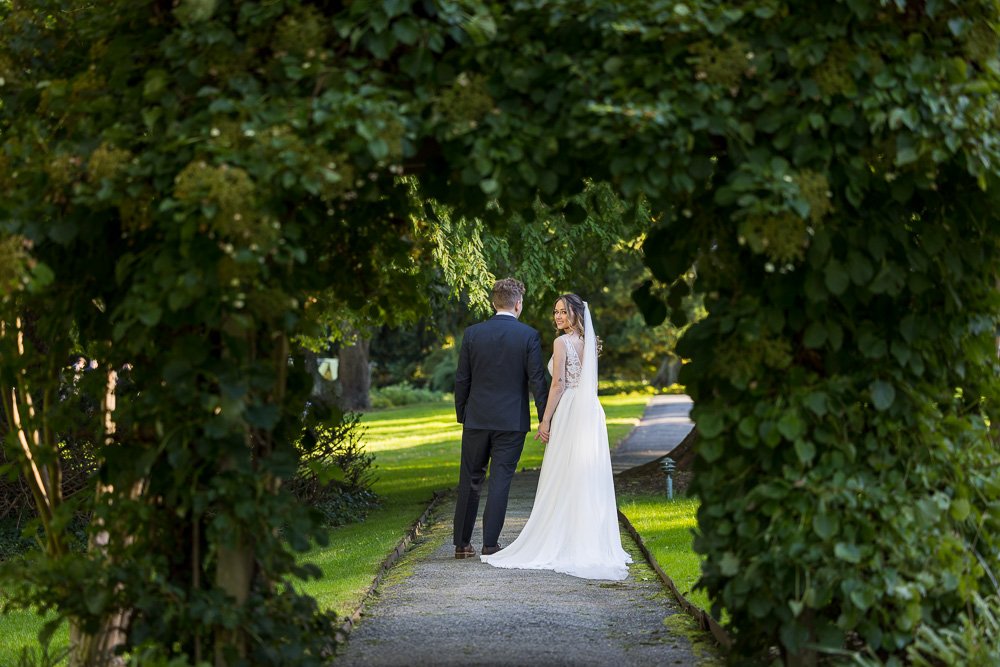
[612,393,731,649]
[617,510,731,649]
[336,490,449,641]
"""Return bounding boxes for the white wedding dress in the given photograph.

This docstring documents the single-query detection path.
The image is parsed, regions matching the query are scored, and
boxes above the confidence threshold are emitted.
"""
[482,304,632,580]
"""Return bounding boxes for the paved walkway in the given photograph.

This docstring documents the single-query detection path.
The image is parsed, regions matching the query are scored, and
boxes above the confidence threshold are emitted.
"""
[611,394,694,474]
[338,395,704,666]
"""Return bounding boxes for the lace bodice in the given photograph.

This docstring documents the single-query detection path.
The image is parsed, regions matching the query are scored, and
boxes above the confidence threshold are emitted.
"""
[547,335,583,389]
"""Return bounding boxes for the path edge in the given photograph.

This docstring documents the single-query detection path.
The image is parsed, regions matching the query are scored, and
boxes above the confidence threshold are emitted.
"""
[336,489,449,641]
[617,509,732,650]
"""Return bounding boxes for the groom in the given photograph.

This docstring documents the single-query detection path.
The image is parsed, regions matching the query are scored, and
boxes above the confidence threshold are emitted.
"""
[453,278,548,558]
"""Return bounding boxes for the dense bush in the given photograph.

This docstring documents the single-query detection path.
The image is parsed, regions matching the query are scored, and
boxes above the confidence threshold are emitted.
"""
[420,342,460,393]
[291,411,379,527]
[596,380,688,396]
[370,383,451,409]
[597,379,656,396]
[905,593,1000,667]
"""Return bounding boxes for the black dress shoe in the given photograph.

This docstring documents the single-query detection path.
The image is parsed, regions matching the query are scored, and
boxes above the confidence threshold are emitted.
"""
[481,543,504,556]
[455,544,476,559]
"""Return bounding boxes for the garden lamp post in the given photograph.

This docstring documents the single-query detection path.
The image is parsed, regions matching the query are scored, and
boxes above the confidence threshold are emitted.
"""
[661,457,676,500]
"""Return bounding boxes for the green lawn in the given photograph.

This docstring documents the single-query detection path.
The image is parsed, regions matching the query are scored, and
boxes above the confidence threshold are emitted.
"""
[0,608,68,664]
[0,393,650,659]
[618,493,710,614]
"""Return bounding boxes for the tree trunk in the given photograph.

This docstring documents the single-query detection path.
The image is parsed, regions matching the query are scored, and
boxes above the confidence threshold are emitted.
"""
[652,354,682,388]
[670,427,700,471]
[69,617,128,667]
[338,337,371,411]
[302,349,339,414]
[214,537,253,666]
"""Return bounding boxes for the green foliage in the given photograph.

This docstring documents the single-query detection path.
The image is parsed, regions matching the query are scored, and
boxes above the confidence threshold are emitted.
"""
[1,0,999,663]
[853,593,1000,667]
[906,593,1000,667]
[291,411,379,527]
[419,341,460,393]
[649,1,1000,660]
[370,383,450,410]
[597,380,657,396]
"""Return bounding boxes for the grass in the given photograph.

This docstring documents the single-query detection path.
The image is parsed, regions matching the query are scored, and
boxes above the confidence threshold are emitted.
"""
[618,493,710,614]
[0,608,68,664]
[0,393,651,659]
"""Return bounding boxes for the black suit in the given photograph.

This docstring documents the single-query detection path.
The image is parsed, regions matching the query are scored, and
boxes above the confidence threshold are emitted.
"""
[453,314,548,548]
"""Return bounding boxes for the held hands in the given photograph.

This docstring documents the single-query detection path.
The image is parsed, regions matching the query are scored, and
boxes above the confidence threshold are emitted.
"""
[535,419,551,444]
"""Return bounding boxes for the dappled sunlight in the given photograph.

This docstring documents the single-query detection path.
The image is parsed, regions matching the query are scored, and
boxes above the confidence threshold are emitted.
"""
[363,434,462,452]
[367,422,461,438]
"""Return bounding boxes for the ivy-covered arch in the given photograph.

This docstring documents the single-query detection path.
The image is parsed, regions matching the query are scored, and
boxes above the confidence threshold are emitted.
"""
[1,0,998,664]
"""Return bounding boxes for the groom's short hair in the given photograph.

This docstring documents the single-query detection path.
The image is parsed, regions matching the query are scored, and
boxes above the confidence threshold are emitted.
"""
[492,278,525,310]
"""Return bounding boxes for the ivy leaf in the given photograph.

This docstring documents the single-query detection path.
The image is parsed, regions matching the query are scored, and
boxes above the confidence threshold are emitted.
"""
[137,303,163,327]
[794,439,816,464]
[719,551,740,576]
[869,380,896,411]
[850,585,877,612]
[950,498,971,521]
[246,404,280,429]
[812,512,839,540]
[695,407,725,438]
[699,437,724,463]
[834,542,861,563]
[777,411,805,441]
[824,260,849,295]
[803,392,828,417]
[847,251,874,285]
[803,321,826,348]
[643,227,695,283]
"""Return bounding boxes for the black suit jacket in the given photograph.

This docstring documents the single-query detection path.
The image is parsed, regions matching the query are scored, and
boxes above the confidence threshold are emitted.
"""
[455,315,548,432]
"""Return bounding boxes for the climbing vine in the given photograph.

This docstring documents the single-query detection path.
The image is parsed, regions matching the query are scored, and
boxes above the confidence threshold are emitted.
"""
[1,0,998,664]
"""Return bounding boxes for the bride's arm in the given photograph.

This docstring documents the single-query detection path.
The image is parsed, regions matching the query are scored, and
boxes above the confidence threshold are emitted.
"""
[537,338,566,443]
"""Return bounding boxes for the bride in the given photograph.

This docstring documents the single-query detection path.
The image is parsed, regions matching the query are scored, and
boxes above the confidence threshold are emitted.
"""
[481,293,632,580]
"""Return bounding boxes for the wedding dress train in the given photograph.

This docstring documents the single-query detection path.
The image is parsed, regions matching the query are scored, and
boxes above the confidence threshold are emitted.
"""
[482,304,632,580]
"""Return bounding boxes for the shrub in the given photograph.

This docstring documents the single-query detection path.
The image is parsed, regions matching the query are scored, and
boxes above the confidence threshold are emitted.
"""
[853,593,1000,667]
[596,379,686,396]
[370,383,450,409]
[597,379,656,395]
[905,593,1000,667]
[291,411,379,527]
[421,343,459,393]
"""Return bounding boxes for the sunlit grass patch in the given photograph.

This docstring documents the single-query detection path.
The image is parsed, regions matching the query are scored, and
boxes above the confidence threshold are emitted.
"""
[619,493,709,614]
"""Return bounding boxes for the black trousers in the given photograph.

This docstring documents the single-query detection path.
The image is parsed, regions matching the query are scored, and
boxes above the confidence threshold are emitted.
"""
[453,428,525,548]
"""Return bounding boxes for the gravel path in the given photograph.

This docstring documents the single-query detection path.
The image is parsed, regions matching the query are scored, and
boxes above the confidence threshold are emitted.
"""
[338,395,712,666]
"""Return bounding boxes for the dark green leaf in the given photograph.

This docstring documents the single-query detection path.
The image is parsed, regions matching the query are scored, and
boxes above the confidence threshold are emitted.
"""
[824,260,849,295]
[812,512,838,540]
[869,380,895,411]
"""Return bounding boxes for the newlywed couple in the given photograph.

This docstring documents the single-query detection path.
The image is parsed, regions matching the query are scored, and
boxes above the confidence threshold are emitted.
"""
[453,278,632,581]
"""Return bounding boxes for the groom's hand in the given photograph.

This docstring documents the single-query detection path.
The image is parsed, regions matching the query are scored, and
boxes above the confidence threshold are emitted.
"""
[535,421,550,443]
